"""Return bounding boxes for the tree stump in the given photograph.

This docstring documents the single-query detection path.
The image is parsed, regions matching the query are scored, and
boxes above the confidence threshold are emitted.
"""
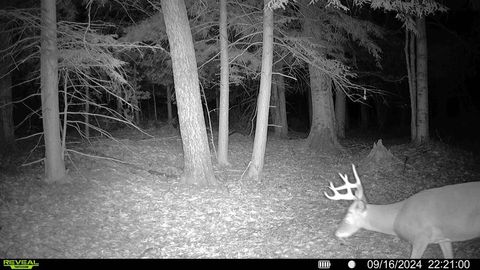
[362,139,401,171]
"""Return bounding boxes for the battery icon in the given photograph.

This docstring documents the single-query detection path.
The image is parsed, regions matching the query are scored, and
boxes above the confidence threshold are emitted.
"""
[317,260,331,269]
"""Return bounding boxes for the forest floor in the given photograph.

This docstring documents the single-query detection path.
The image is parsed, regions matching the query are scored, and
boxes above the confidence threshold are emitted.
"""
[1,125,479,258]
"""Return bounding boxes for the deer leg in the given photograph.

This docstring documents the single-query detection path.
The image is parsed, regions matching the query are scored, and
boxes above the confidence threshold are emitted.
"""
[410,238,429,258]
[439,241,453,258]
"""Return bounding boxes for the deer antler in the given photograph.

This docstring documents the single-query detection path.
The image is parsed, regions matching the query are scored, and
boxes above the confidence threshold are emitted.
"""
[324,164,364,201]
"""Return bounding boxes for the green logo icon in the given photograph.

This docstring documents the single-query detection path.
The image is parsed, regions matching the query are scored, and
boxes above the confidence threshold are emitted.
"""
[3,260,39,270]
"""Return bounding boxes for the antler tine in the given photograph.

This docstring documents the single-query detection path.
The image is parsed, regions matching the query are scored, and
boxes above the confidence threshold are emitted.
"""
[351,164,364,199]
[324,171,358,201]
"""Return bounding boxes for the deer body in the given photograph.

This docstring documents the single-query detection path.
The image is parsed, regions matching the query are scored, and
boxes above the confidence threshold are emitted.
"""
[394,182,480,258]
[325,165,480,258]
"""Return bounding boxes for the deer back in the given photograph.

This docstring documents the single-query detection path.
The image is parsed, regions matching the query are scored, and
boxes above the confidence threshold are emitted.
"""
[393,182,480,244]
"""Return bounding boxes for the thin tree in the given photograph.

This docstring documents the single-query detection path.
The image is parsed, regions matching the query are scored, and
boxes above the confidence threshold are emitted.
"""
[405,27,417,140]
[40,0,67,183]
[217,0,230,166]
[166,85,173,124]
[353,0,445,143]
[335,88,346,138]
[161,0,218,186]
[246,0,274,181]
[415,16,429,143]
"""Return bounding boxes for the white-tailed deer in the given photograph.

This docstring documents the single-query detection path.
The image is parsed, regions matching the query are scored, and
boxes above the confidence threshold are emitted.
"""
[325,164,480,258]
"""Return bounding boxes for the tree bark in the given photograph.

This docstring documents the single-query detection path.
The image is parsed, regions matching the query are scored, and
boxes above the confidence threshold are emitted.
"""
[405,29,417,141]
[272,63,288,138]
[307,85,312,131]
[40,0,67,183]
[85,87,89,138]
[306,65,340,153]
[246,0,274,181]
[217,0,230,166]
[162,0,217,186]
[134,97,140,124]
[301,1,341,153]
[152,85,157,122]
[415,16,429,143]
[335,88,346,138]
[0,30,15,148]
[166,85,173,124]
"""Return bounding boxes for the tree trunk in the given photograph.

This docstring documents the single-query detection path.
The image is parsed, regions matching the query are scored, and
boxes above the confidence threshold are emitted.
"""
[116,97,122,115]
[272,63,288,138]
[335,88,346,138]
[302,1,341,153]
[306,65,340,152]
[85,87,89,138]
[162,0,217,186]
[415,16,429,143]
[152,85,157,122]
[246,0,274,181]
[40,0,67,183]
[0,30,15,148]
[307,86,312,131]
[217,0,230,166]
[134,98,140,124]
[405,29,417,141]
[166,85,173,123]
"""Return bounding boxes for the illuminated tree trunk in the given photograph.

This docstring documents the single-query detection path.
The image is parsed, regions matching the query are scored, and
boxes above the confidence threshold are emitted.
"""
[217,0,230,166]
[40,0,67,183]
[162,0,217,186]
[246,0,274,181]
[415,16,429,143]
[302,2,341,153]
[152,86,157,122]
[306,66,340,152]
[405,29,417,141]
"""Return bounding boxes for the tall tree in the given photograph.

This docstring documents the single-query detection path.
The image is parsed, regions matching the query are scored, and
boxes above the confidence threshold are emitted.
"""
[301,2,341,153]
[307,65,340,152]
[161,0,218,186]
[0,29,15,149]
[405,28,417,140]
[415,16,429,143]
[217,0,230,166]
[246,0,274,181]
[355,0,445,142]
[40,0,67,183]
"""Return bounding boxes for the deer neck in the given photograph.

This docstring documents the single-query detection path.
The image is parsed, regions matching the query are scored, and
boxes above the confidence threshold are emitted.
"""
[363,201,405,236]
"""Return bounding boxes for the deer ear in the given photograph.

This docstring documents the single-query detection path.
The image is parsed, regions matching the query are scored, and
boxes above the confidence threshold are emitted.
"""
[354,199,367,212]
[354,189,363,200]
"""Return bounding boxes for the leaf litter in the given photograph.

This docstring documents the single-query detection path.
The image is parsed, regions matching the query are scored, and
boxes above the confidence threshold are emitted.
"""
[0,126,479,258]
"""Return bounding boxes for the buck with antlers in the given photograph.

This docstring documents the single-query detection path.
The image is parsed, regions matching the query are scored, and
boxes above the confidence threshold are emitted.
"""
[325,164,480,258]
